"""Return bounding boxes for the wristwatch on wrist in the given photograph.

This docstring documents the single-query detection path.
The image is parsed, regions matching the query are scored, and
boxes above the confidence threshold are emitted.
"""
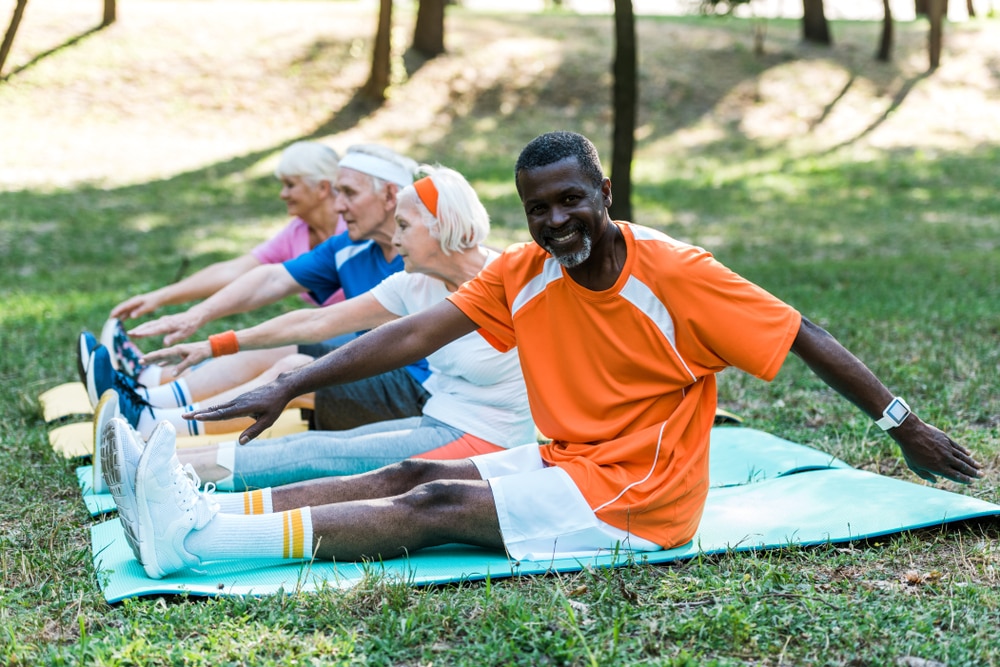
[875,397,911,431]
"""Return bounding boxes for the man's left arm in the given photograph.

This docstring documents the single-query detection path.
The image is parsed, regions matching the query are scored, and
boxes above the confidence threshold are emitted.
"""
[790,317,981,484]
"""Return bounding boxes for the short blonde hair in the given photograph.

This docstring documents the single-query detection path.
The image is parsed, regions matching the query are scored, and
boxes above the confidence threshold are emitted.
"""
[400,166,490,255]
[274,141,340,187]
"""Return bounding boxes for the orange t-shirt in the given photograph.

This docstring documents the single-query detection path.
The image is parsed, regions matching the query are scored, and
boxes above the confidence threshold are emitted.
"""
[447,223,802,548]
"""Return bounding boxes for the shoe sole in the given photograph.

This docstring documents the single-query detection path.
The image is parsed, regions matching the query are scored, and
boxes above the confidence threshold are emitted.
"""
[101,418,142,559]
[100,318,121,371]
[91,389,119,495]
[76,332,95,387]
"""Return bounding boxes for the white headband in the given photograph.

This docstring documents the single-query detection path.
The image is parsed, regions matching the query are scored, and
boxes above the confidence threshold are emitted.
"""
[338,152,413,188]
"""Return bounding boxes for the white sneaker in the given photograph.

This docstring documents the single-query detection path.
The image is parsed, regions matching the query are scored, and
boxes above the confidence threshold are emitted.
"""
[135,421,219,579]
[91,389,121,495]
[100,416,145,562]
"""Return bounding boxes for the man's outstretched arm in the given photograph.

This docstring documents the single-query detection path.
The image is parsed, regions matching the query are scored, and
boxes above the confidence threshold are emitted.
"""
[790,317,980,485]
[186,300,479,444]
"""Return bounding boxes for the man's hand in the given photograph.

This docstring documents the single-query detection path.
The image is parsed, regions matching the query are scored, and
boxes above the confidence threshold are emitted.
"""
[889,416,981,485]
[110,292,161,321]
[129,311,204,346]
[184,381,293,445]
[143,340,213,376]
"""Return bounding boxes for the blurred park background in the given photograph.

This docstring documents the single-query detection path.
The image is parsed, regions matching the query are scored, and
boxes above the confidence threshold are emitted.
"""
[1,1,999,664]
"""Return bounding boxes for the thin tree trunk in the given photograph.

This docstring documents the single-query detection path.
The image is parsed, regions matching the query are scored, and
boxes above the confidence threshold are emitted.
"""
[102,0,116,27]
[876,0,893,62]
[802,0,832,45]
[362,0,393,102]
[412,0,445,57]
[928,0,944,69]
[966,0,975,16]
[0,0,28,76]
[609,0,636,223]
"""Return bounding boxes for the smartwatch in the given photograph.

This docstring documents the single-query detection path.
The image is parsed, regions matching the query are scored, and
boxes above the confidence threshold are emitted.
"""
[875,397,911,431]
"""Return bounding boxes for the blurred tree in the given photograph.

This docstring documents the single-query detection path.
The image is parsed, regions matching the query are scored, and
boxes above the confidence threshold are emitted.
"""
[876,0,893,61]
[102,0,115,26]
[915,0,950,15]
[928,0,944,68]
[0,0,28,76]
[412,0,445,57]
[362,0,393,102]
[802,0,832,44]
[609,0,635,222]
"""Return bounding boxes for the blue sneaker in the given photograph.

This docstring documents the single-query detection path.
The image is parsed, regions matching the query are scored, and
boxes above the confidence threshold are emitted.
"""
[76,331,99,387]
[85,346,154,431]
[101,318,147,380]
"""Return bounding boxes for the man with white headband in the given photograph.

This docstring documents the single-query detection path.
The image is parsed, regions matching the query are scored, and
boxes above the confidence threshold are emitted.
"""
[107,143,432,432]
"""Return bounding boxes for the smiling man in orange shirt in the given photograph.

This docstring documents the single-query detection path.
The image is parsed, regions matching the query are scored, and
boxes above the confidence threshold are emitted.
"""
[100,132,980,578]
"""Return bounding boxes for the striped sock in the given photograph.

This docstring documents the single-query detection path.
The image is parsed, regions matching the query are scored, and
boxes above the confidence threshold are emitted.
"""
[212,488,273,515]
[184,507,314,561]
[141,378,193,408]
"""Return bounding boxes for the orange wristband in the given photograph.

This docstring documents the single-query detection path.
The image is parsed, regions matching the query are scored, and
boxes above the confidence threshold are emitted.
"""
[209,330,240,357]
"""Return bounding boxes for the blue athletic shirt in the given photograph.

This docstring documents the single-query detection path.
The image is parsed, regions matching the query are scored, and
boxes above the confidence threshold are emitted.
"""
[283,233,430,384]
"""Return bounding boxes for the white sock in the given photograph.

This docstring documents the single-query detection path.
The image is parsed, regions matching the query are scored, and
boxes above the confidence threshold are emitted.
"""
[185,507,313,561]
[141,378,193,408]
[136,404,203,440]
[213,488,273,515]
[136,365,163,387]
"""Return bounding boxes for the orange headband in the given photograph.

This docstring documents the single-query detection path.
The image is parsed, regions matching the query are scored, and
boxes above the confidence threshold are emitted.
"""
[413,176,439,217]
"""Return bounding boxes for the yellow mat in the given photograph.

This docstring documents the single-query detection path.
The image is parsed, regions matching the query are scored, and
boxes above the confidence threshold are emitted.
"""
[39,382,92,423]
[50,409,309,459]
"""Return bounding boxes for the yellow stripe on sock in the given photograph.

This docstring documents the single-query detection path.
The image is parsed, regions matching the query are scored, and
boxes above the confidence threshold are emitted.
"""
[283,509,305,558]
[241,490,265,515]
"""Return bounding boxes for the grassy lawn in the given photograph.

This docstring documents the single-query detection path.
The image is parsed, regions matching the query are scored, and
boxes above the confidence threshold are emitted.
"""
[1,1,998,664]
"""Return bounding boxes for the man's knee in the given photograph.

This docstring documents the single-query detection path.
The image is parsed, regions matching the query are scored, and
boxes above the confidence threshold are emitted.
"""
[378,458,478,491]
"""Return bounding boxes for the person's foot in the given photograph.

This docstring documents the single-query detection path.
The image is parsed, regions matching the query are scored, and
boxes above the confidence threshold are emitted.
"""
[100,416,146,561]
[84,347,153,427]
[135,421,219,579]
[76,331,99,387]
[101,318,147,379]
[91,389,121,495]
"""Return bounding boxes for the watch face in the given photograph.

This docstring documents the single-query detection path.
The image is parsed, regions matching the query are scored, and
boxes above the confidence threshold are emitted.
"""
[886,399,909,424]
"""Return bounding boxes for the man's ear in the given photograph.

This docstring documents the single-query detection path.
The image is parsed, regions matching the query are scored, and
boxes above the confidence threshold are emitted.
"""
[601,177,613,209]
[383,183,400,212]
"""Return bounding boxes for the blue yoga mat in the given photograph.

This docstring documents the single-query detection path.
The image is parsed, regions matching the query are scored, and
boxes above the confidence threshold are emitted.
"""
[78,427,849,517]
[90,429,999,603]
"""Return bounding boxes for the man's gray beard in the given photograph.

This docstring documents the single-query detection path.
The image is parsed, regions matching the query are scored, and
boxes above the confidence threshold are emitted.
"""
[548,233,593,269]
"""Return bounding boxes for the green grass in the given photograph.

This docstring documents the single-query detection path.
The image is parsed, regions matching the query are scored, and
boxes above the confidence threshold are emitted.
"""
[1,2,999,664]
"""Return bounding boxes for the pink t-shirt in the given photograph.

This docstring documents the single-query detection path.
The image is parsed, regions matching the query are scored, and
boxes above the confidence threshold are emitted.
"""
[250,217,348,306]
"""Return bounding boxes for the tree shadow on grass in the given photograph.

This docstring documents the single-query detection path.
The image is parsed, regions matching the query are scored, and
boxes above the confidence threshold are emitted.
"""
[1,22,108,83]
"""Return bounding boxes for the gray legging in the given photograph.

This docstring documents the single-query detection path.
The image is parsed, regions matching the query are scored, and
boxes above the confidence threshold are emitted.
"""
[224,415,465,491]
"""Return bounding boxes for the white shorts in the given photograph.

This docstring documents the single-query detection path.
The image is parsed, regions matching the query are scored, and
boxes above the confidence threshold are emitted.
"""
[471,444,661,562]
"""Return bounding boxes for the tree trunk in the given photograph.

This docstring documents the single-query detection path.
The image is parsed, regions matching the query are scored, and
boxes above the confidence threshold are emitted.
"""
[876,0,893,62]
[802,0,832,45]
[928,0,944,69]
[362,0,393,102]
[915,0,949,15]
[412,0,445,57]
[0,0,28,76]
[102,0,116,26]
[608,0,636,223]
[966,0,975,16]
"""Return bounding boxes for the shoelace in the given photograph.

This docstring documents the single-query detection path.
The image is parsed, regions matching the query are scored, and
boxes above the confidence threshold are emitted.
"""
[113,374,154,420]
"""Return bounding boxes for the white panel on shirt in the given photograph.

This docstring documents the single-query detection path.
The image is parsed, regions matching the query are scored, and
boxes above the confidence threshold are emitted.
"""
[368,251,536,449]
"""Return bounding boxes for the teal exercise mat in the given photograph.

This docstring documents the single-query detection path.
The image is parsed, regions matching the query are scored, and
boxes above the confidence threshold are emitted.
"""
[78,427,850,518]
[91,466,1000,603]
